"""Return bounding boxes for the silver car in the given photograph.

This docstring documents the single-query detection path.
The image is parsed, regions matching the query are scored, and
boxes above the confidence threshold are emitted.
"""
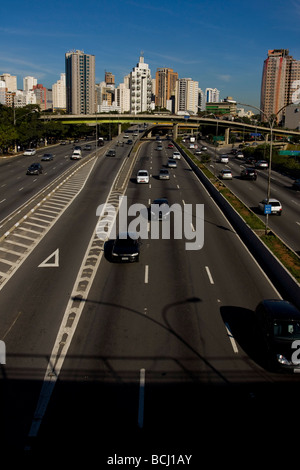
[167,158,177,168]
[159,169,170,180]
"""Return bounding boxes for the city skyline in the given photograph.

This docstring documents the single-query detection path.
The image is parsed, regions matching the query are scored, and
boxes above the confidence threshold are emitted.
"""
[1,0,300,110]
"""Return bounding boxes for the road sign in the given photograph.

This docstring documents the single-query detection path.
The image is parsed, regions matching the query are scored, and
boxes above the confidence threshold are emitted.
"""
[264,204,272,215]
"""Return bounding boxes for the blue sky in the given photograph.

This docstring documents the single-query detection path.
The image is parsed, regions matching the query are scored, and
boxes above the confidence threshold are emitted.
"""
[1,0,300,108]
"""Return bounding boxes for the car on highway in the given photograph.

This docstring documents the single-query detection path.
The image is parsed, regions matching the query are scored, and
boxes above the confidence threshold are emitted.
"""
[236,151,244,159]
[172,151,181,159]
[111,231,140,262]
[217,154,229,163]
[106,149,116,157]
[149,197,170,221]
[201,146,208,151]
[157,144,163,150]
[23,149,36,156]
[159,169,170,180]
[240,167,257,180]
[83,144,92,150]
[127,139,133,145]
[245,157,257,166]
[167,143,174,149]
[123,134,129,139]
[167,158,177,168]
[219,169,232,179]
[255,160,268,169]
[136,170,149,184]
[258,198,282,215]
[253,299,300,372]
[194,149,202,155]
[26,163,43,175]
[292,179,300,190]
[41,153,54,161]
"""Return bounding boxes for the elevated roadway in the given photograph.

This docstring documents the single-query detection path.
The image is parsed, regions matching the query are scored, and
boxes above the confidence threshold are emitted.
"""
[43,113,300,142]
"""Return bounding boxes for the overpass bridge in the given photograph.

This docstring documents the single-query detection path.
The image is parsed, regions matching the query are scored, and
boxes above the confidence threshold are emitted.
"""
[43,113,300,143]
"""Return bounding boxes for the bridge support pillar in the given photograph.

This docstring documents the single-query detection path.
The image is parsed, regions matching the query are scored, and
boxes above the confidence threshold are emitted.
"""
[225,127,230,145]
[173,123,178,140]
[118,123,122,135]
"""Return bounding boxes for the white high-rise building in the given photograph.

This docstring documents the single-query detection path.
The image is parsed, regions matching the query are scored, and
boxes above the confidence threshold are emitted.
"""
[23,76,37,92]
[205,87,220,103]
[115,81,130,113]
[130,54,152,114]
[52,73,66,110]
[175,78,199,115]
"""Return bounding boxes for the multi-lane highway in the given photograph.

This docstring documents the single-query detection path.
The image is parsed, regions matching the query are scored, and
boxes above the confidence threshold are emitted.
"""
[1,132,300,465]
[194,140,300,254]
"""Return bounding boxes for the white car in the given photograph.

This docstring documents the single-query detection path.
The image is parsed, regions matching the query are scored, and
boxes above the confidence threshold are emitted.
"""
[172,152,181,159]
[219,169,232,179]
[258,198,282,215]
[217,154,229,163]
[23,149,36,156]
[136,170,149,184]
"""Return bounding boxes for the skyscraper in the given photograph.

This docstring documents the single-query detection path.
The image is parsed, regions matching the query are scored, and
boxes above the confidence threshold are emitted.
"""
[130,54,152,114]
[155,68,178,109]
[65,50,95,114]
[260,49,300,123]
[175,78,199,115]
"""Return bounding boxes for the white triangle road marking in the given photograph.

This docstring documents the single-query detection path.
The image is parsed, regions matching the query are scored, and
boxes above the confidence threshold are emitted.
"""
[38,249,59,267]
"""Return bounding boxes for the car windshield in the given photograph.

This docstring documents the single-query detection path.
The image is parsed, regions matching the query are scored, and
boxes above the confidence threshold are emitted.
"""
[273,320,300,339]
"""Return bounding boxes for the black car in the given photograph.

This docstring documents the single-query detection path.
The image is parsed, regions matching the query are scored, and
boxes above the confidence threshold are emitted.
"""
[106,149,116,157]
[111,232,140,262]
[240,167,257,180]
[41,153,53,161]
[26,163,43,175]
[254,299,300,372]
[83,144,92,150]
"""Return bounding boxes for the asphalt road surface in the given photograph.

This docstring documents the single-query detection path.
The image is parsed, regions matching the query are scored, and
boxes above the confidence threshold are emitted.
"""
[1,133,300,466]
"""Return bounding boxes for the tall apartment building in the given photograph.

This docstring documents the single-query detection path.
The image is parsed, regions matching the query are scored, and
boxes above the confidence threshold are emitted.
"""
[130,54,152,114]
[155,68,178,109]
[0,73,17,92]
[260,49,300,123]
[205,87,220,103]
[52,73,66,110]
[65,50,95,114]
[175,78,199,115]
[23,76,37,92]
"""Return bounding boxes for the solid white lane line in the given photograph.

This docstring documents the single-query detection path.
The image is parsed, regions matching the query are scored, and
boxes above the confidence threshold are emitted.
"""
[145,265,149,283]
[225,323,239,353]
[205,266,214,284]
[138,368,146,428]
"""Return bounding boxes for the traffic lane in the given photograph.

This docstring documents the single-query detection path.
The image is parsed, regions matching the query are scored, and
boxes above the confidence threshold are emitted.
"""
[27,143,299,461]
[0,151,128,453]
[223,158,300,251]
[35,153,294,461]
[127,142,281,376]
[0,151,91,221]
